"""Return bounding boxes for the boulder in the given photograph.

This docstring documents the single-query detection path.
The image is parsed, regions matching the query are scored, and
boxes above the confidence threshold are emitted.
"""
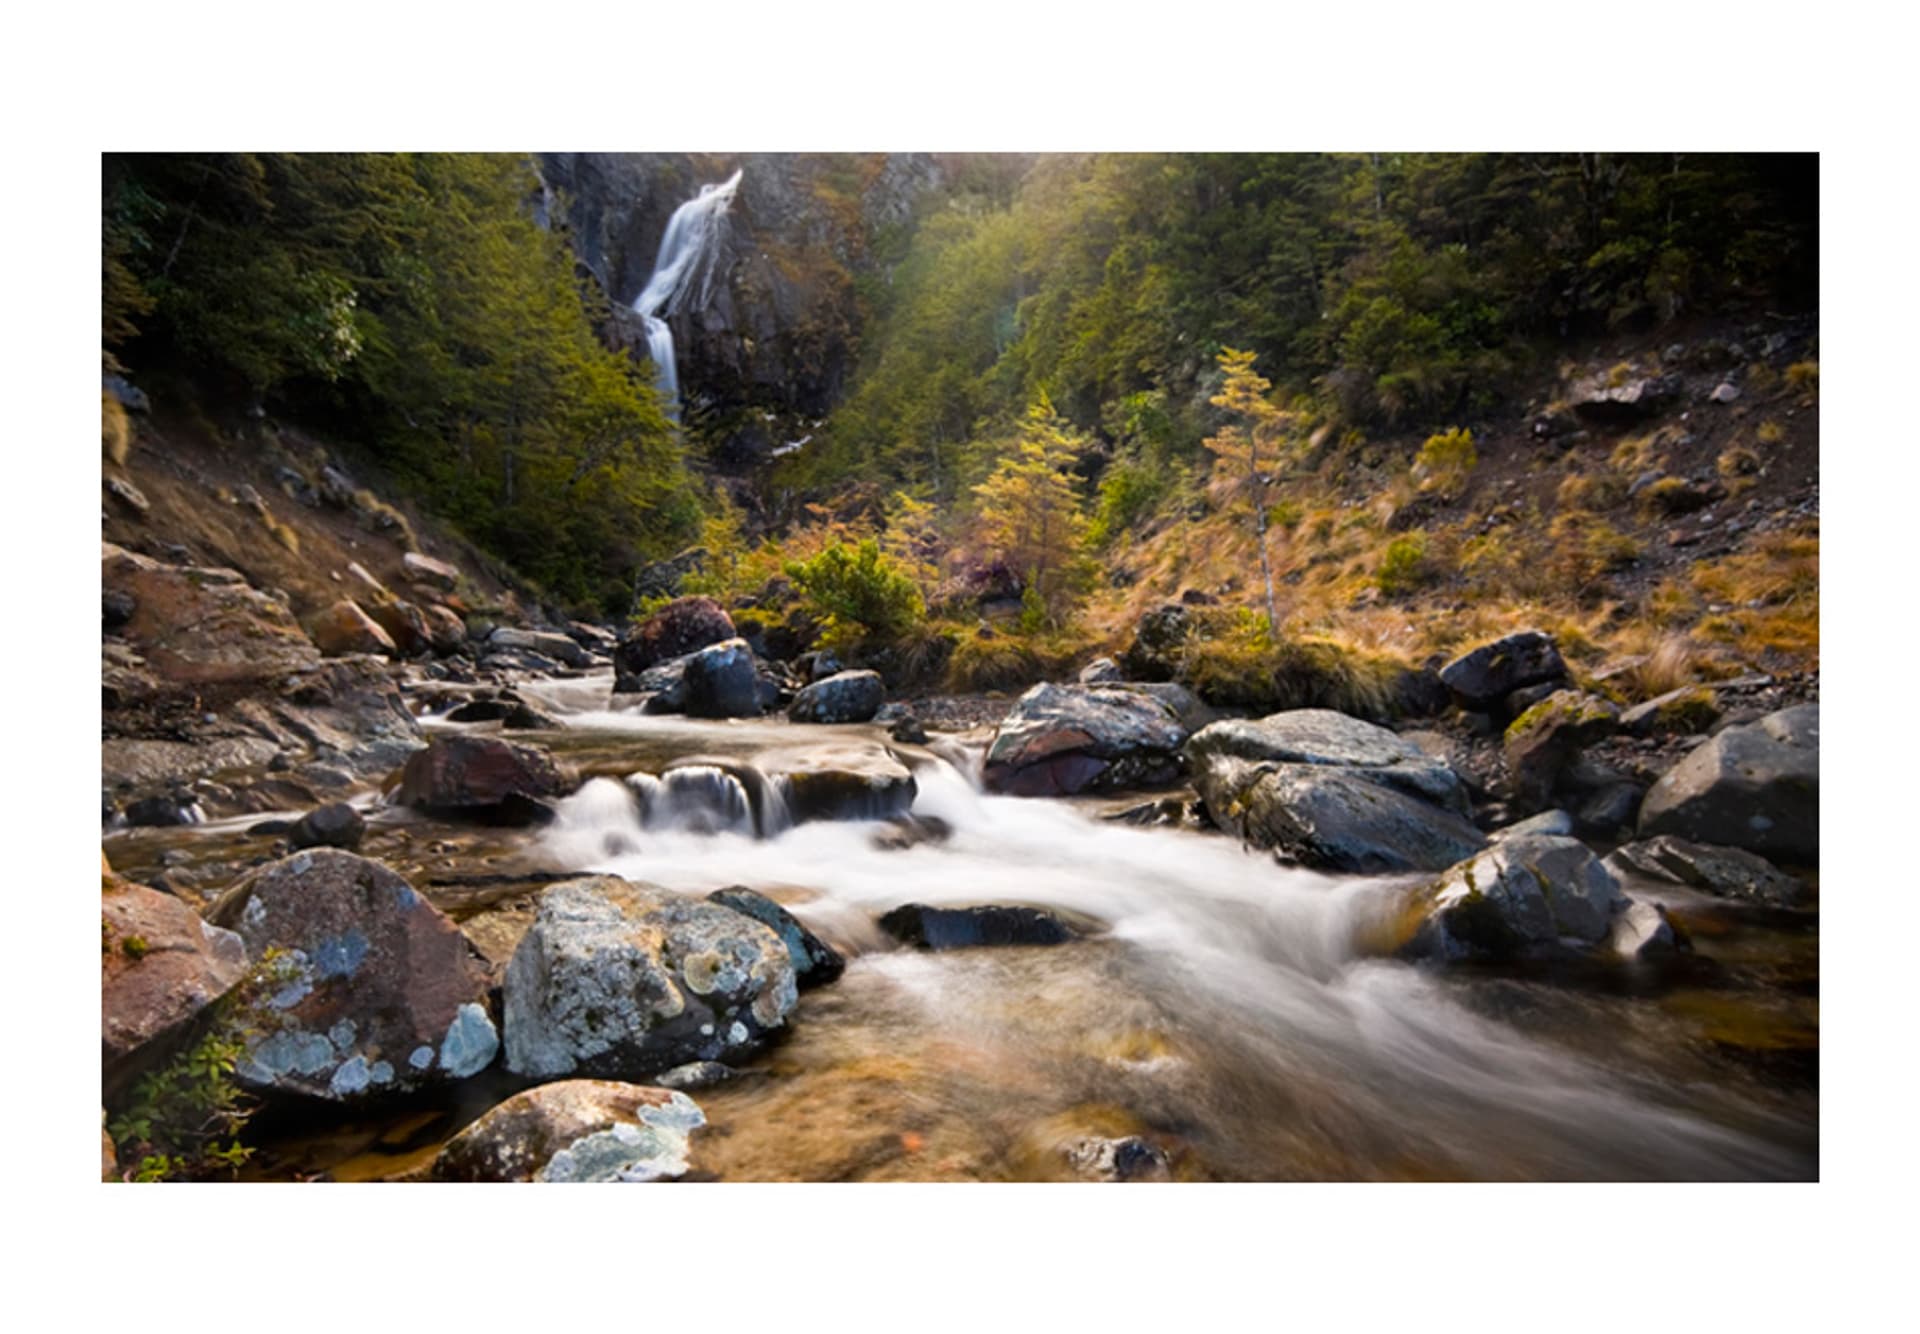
[1490,809,1575,841]
[1620,684,1731,738]
[101,543,320,687]
[402,551,462,591]
[983,683,1188,797]
[1636,704,1818,862]
[614,596,736,688]
[423,605,469,655]
[1404,835,1628,961]
[787,669,886,724]
[489,626,591,669]
[1438,631,1568,711]
[1502,690,1621,808]
[680,638,762,718]
[1186,710,1483,873]
[1079,656,1124,685]
[288,801,366,851]
[204,850,498,1099]
[566,621,618,651]
[1569,374,1680,424]
[102,878,249,1099]
[395,735,569,821]
[309,600,397,658]
[1603,836,1805,907]
[1608,897,1687,962]
[502,877,798,1079]
[1120,605,1191,681]
[432,1081,705,1183]
[879,903,1075,950]
[367,598,433,658]
[708,888,845,988]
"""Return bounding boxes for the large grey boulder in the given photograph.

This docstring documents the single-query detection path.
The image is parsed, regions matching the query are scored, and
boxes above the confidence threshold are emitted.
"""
[503,877,798,1080]
[1604,836,1805,907]
[1503,690,1621,808]
[433,1081,705,1182]
[983,683,1188,796]
[681,638,763,718]
[787,669,885,724]
[1404,835,1628,961]
[1438,632,1568,711]
[1186,710,1483,873]
[489,626,591,669]
[205,850,499,1099]
[707,888,845,987]
[1637,704,1818,862]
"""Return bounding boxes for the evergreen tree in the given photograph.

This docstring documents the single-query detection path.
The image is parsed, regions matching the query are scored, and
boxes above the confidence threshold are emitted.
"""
[1203,348,1296,635]
[971,398,1092,627]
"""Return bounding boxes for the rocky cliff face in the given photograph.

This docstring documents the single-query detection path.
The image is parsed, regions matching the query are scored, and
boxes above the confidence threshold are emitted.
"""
[536,153,951,440]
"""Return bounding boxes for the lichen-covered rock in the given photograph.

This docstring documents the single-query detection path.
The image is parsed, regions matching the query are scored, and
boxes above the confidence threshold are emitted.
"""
[787,669,885,724]
[395,735,568,819]
[101,542,321,687]
[1066,1135,1172,1182]
[102,877,249,1099]
[489,626,591,669]
[879,903,1075,949]
[1503,690,1621,808]
[503,876,798,1079]
[680,638,762,718]
[1404,835,1628,961]
[1636,704,1819,862]
[1186,710,1482,872]
[205,849,498,1099]
[1120,604,1191,681]
[708,888,845,987]
[614,596,736,688]
[433,1081,705,1182]
[309,599,398,658]
[983,683,1188,797]
[1603,835,1805,907]
[1438,631,1568,711]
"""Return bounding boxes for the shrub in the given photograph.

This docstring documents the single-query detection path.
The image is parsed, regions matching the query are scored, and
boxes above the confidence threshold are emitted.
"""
[1755,420,1785,446]
[1556,470,1627,512]
[784,538,926,649]
[1087,454,1171,548]
[1376,534,1432,597]
[1784,360,1819,398]
[103,392,131,467]
[1549,513,1640,591]
[1719,445,1762,477]
[1412,426,1476,493]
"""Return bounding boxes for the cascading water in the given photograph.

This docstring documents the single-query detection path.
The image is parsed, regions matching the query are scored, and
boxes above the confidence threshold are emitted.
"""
[632,168,743,414]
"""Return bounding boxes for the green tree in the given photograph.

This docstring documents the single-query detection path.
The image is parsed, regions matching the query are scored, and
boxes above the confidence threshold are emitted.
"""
[1204,348,1298,635]
[971,398,1093,627]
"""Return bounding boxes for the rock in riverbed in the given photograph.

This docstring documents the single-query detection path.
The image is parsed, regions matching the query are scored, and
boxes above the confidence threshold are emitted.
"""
[614,596,736,690]
[102,877,250,1099]
[708,888,845,988]
[433,1081,705,1182]
[395,734,568,823]
[787,670,885,724]
[984,683,1188,796]
[879,903,1076,949]
[1402,834,1627,962]
[1636,704,1819,863]
[1604,835,1805,907]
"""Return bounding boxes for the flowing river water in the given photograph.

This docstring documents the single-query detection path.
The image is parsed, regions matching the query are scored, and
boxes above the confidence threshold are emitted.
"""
[105,671,1819,1181]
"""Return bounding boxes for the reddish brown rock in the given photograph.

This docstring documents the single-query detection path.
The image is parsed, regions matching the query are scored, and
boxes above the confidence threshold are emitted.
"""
[101,542,320,687]
[366,597,432,658]
[205,849,499,1099]
[308,599,397,658]
[102,877,250,1099]
[423,604,469,654]
[402,551,462,591]
[614,596,736,689]
[395,735,568,815]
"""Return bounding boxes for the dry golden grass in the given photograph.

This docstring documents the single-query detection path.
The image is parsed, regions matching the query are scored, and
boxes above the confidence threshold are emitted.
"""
[1610,435,1655,473]
[1556,470,1627,512]
[102,392,130,467]
[1784,360,1819,399]
[1755,420,1785,446]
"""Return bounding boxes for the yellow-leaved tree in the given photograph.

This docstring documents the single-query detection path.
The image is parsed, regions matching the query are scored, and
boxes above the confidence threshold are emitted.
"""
[971,397,1093,629]
[1205,347,1298,635]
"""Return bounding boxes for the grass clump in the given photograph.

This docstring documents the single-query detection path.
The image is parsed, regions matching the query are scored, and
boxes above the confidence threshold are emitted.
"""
[1641,476,1709,516]
[1181,615,1406,719]
[1412,427,1476,494]
[947,634,1041,693]
[1755,420,1785,446]
[1784,360,1819,399]
[1556,470,1626,512]
[1376,534,1434,597]
[103,391,131,466]
[1655,685,1721,733]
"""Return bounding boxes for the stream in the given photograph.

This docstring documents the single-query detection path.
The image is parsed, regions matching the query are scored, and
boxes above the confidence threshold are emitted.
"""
[104,670,1819,1181]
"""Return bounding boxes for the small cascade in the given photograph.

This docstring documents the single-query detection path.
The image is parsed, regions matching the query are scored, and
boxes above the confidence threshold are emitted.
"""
[631,765,756,837]
[632,168,743,414]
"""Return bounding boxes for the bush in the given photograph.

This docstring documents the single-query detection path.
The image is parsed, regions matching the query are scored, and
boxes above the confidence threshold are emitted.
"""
[1556,470,1627,512]
[1376,534,1432,597]
[1784,360,1819,398]
[1087,454,1171,547]
[784,538,926,649]
[1755,420,1785,446]
[1412,426,1476,494]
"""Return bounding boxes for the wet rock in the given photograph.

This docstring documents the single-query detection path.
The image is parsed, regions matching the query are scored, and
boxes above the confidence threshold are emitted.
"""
[1066,1135,1172,1183]
[1490,809,1574,841]
[1603,836,1805,907]
[614,596,736,689]
[205,849,498,1100]
[1503,690,1620,809]
[1404,835,1628,961]
[444,697,518,723]
[787,669,885,724]
[433,1081,704,1182]
[101,543,321,687]
[759,744,918,823]
[102,878,249,1099]
[1079,656,1124,685]
[1188,709,1469,809]
[501,701,562,730]
[490,626,591,669]
[888,714,929,745]
[1609,897,1686,962]
[502,876,798,1079]
[879,903,1075,949]
[1438,631,1568,711]
[288,801,366,851]
[124,792,203,827]
[1637,704,1818,862]
[395,735,569,821]
[983,683,1188,797]
[1120,604,1191,681]
[708,887,845,988]
[401,551,462,591]
[655,1061,737,1092]
[679,638,762,718]
[308,599,398,658]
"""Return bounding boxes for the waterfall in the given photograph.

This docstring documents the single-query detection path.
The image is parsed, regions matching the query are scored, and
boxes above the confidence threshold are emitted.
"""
[632,168,743,414]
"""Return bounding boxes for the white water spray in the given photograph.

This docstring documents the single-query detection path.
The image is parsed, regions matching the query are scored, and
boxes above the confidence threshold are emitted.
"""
[632,168,743,413]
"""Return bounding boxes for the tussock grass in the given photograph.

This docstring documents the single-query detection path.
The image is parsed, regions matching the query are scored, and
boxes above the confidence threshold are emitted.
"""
[103,392,130,467]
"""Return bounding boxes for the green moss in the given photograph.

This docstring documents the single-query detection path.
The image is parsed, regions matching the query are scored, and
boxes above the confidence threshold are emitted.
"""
[121,935,151,961]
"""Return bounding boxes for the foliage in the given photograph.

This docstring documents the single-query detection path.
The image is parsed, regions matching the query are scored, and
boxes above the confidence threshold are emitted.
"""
[1376,534,1433,596]
[1412,426,1476,493]
[1203,348,1298,631]
[101,152,702,614]
[1784,360,1819,398]
[103,392,130,467]
[946,633,1041,693]
[970,399,1095,627]
[1179,614,1406,719]
[784,538,925,648]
